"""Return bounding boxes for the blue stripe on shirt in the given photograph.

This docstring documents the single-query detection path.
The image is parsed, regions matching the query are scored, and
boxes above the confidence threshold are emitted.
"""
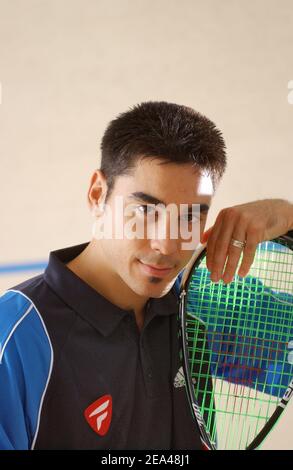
[0,290,53,449]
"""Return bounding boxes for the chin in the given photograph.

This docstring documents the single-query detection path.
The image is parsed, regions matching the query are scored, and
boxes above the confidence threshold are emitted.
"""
[133,280,173,298]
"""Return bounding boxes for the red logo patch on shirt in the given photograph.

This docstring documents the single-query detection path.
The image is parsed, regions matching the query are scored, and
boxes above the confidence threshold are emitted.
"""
[84,394,112,436]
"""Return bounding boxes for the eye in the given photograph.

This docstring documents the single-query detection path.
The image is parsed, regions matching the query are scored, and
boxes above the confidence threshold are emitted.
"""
[181,213,200,223]
[135,205,156,216]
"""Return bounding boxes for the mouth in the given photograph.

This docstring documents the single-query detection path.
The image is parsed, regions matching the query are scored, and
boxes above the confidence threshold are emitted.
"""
[137,259,174,278]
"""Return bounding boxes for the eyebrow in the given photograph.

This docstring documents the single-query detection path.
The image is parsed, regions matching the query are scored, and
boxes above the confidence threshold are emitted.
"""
[128,192,210,213]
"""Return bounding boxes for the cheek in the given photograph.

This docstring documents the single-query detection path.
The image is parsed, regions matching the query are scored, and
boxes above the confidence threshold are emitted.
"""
[178,249,195,269]
[114,238,146,266]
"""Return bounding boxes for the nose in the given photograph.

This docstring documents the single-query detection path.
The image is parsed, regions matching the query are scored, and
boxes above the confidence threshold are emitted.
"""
[150,237,179,256]
[149,215,180,256]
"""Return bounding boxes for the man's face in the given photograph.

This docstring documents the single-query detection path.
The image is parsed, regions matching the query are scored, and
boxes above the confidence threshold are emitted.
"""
[92,158,213,298]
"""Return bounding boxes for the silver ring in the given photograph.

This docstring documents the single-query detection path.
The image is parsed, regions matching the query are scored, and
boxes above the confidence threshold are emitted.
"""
[231,238,246,249]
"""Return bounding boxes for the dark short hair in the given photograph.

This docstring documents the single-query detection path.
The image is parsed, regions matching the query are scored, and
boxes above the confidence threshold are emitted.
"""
[100,101,227,201]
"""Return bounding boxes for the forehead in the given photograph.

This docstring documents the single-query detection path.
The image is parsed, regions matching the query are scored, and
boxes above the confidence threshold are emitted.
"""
[113,158,214,203]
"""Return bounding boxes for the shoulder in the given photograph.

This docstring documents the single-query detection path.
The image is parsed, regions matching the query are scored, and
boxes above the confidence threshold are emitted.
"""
[0,287,53,365]
[0,288,54,450]
[0,289,32,351]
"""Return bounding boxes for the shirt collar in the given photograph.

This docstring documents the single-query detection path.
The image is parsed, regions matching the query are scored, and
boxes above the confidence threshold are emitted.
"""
[43,242,179,337]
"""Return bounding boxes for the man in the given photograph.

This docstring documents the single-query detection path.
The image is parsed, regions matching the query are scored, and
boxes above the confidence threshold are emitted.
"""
[0,101,292,450]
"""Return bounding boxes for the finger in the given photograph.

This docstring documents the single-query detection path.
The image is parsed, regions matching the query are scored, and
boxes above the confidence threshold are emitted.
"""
[236,221,264,277]
[220,217,250,283]
[222,241,246,284]
[237,241,258,278]
[201,226,213,244]
[206,217,224,273]
[208,209,240,281]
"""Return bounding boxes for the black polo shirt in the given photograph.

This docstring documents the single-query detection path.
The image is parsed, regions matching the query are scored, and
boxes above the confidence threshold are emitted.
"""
[0,242,202,450]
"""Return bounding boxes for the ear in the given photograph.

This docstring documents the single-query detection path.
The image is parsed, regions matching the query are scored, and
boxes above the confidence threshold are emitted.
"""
[87,169,108,215]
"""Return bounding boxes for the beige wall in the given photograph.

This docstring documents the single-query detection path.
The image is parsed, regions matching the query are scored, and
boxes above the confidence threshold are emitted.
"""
[0,0,292,449]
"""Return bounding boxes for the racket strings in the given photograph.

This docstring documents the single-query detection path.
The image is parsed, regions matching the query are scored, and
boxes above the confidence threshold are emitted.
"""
[184,239,293,449]
[189,242,293,306]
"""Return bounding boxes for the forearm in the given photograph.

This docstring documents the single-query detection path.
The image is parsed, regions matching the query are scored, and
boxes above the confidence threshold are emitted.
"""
[273,199,293,233]
[288,202,293,231]
[283,199,293,233]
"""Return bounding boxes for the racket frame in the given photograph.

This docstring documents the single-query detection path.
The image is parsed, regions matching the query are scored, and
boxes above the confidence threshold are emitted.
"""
[178,235,293,450]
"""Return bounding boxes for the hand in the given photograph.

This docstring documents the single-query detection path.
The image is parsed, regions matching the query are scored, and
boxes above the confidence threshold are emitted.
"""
[201,199,293,284]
